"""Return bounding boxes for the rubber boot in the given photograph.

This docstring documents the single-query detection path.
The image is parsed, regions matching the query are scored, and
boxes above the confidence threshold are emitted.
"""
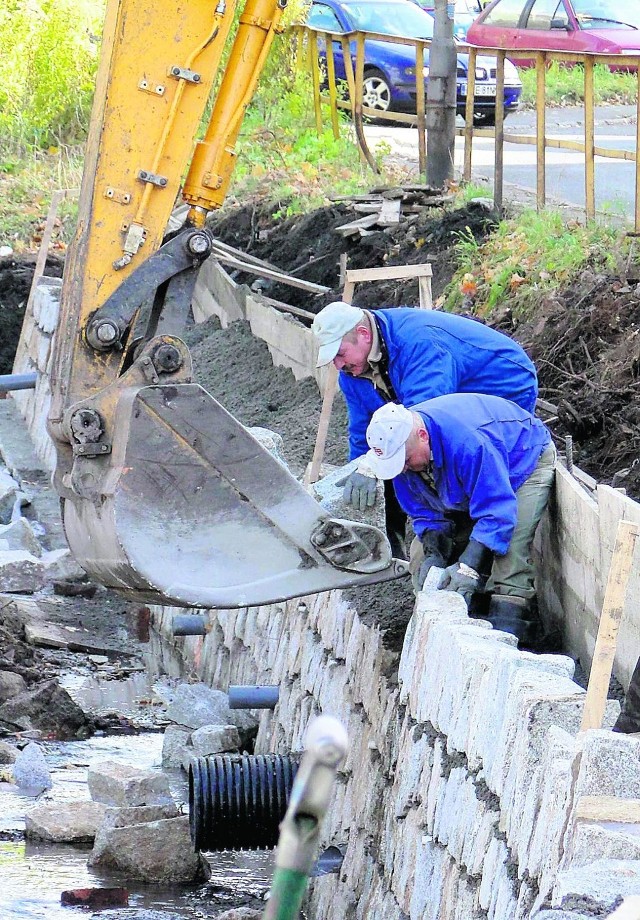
[487,595,538,649]
[614,655,640,734]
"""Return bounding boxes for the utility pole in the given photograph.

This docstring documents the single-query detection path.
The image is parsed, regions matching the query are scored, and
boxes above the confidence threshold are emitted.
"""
[426,0,457,188]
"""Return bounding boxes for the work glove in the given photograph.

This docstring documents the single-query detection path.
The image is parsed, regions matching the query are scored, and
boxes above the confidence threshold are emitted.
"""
[343,468,378,512]
[414,530,453,591]
[439,539,494,607]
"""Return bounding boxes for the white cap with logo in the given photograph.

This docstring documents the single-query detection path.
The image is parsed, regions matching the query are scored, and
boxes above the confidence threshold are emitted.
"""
[311,301,365,367]
[365,403,414,480]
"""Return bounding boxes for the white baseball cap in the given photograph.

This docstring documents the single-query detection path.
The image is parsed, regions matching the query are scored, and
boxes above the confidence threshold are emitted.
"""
[312,302,365,367]
[365,403,414,479]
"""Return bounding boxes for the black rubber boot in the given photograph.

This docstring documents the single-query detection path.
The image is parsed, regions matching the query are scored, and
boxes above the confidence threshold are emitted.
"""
[614,655,640,733]
[487,595,539,649]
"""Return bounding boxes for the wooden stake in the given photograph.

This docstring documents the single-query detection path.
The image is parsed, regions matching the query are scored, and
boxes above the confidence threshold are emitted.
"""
[580,519,639,732]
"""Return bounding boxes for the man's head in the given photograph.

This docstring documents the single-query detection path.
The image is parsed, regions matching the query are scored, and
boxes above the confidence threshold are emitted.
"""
[365,403,431,479]
[312,302,372,374]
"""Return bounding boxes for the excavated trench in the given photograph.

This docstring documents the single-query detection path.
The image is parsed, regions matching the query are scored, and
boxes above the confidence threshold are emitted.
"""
[1,197,640,917]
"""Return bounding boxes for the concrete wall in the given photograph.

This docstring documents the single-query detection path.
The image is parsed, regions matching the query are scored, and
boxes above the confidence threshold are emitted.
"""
[151,587,640,919]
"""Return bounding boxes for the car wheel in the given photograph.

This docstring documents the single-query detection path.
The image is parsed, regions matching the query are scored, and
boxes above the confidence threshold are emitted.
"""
[473,110,496,127]
[362,69,392,112]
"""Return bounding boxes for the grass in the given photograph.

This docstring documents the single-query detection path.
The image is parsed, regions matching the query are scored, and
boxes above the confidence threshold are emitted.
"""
[0,148,83,253]
[519,61,638,107]
[442,207,621,317]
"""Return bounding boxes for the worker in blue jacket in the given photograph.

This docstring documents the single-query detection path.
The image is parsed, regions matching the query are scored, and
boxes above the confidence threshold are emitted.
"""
[364,394,556,646]
[311,302,539,523]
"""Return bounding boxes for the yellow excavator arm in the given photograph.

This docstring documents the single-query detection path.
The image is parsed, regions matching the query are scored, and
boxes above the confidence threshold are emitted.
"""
[47,0,406,608]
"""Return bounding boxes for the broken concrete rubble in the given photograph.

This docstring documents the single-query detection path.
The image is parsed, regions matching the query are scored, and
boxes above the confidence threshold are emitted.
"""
[25,800,107,843]
[88,760,173,807]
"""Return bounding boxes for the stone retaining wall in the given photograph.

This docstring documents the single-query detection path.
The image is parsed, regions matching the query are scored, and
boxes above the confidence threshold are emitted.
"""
[151,585,640,919]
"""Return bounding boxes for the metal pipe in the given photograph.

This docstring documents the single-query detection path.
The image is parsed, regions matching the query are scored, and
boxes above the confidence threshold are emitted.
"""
[228,685,279,709]
[171,614,209,636]
[0,373,37,392]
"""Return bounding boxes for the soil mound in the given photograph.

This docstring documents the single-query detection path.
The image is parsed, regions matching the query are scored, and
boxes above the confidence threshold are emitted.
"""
[501,271,640,498]
[209,198,499,309]
[0,254,64,374]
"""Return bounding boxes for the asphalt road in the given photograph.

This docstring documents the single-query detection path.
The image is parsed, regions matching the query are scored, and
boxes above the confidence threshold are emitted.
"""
[364,104,638,220]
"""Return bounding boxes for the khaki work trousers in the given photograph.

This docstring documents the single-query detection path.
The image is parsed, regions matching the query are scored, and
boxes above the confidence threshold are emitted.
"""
[408,443,557,600]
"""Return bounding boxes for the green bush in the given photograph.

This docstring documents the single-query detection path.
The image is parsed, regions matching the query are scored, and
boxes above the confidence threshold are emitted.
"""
[0,0,103,154]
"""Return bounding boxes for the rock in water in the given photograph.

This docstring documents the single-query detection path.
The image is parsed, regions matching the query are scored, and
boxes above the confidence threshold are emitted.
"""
[12,742,52,793]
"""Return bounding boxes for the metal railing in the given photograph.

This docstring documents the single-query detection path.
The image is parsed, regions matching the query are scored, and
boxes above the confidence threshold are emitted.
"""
[294,25,640,228]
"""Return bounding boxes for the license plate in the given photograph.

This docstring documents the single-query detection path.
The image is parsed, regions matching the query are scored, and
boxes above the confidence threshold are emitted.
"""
[457,82,497,97]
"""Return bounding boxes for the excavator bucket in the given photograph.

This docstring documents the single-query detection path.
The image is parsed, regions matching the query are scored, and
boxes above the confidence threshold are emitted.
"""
[61,380,407,608]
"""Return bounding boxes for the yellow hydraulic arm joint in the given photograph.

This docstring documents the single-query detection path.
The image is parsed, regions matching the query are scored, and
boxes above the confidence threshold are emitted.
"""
[183,0,287,224]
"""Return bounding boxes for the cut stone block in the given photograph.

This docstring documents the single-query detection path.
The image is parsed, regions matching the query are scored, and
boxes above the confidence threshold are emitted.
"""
[0,551,45,593]
[0,518,42,557]
[552,859,640,913]
[311,459,386,530]
[163,682,257,737]
[25,621,118,656]
[190,724,240,757]
[90,802,180,862]
[572,731,640,800]
[88,761,173,807]
[161,724,192,767]
[564,823,640,868]
[25,801,107,843]
[89,815,210,883]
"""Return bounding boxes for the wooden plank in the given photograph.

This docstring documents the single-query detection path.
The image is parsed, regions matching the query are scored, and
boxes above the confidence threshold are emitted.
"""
[378,198,402,226]
[26,188,79,315]
[345,263,432,283]
[418,275,433,310]
[334,214,380,236]
[580,519,640,731]
[307,364,338,484]
[575,795,640,824]
[257,295,316,321]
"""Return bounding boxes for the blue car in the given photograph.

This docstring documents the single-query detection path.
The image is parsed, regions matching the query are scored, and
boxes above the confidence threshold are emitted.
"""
[308,0,521,126]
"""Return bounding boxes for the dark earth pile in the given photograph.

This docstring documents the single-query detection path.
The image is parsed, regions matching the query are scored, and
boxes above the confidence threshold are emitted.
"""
[209,200,640,501]
[0,254,64,373]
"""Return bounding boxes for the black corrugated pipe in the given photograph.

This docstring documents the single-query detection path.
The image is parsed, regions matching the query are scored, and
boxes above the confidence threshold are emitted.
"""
[228,685,279,709]
[190,753,299,851]
[0,373,37,392]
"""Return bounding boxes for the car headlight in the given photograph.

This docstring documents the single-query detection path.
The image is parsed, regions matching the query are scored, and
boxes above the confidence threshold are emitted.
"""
[475,67,487,80]
[504,59,521,84]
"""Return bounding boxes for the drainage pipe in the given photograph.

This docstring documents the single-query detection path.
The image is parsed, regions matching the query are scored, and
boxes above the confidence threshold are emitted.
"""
[171,615,209,636]
[0,373,37,392]
[228,685,279,709]
[263,715,348,920]
[189,753,299,851]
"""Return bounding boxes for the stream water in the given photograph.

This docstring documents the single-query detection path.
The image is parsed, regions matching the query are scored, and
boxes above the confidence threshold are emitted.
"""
[0,669,273,919]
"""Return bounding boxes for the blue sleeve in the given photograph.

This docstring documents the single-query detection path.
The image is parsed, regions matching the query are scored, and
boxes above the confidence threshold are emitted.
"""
[394,339,460,406]
[393,476,454,539]
[339,373,386,460]
[455,440,518,555]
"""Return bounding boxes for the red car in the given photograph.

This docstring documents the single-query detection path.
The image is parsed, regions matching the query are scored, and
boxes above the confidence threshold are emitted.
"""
[466,0,640,68]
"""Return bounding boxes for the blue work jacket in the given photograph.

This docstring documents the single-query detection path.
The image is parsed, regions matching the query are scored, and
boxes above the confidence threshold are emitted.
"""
[393,394,552,555]
[339,308,538,459]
